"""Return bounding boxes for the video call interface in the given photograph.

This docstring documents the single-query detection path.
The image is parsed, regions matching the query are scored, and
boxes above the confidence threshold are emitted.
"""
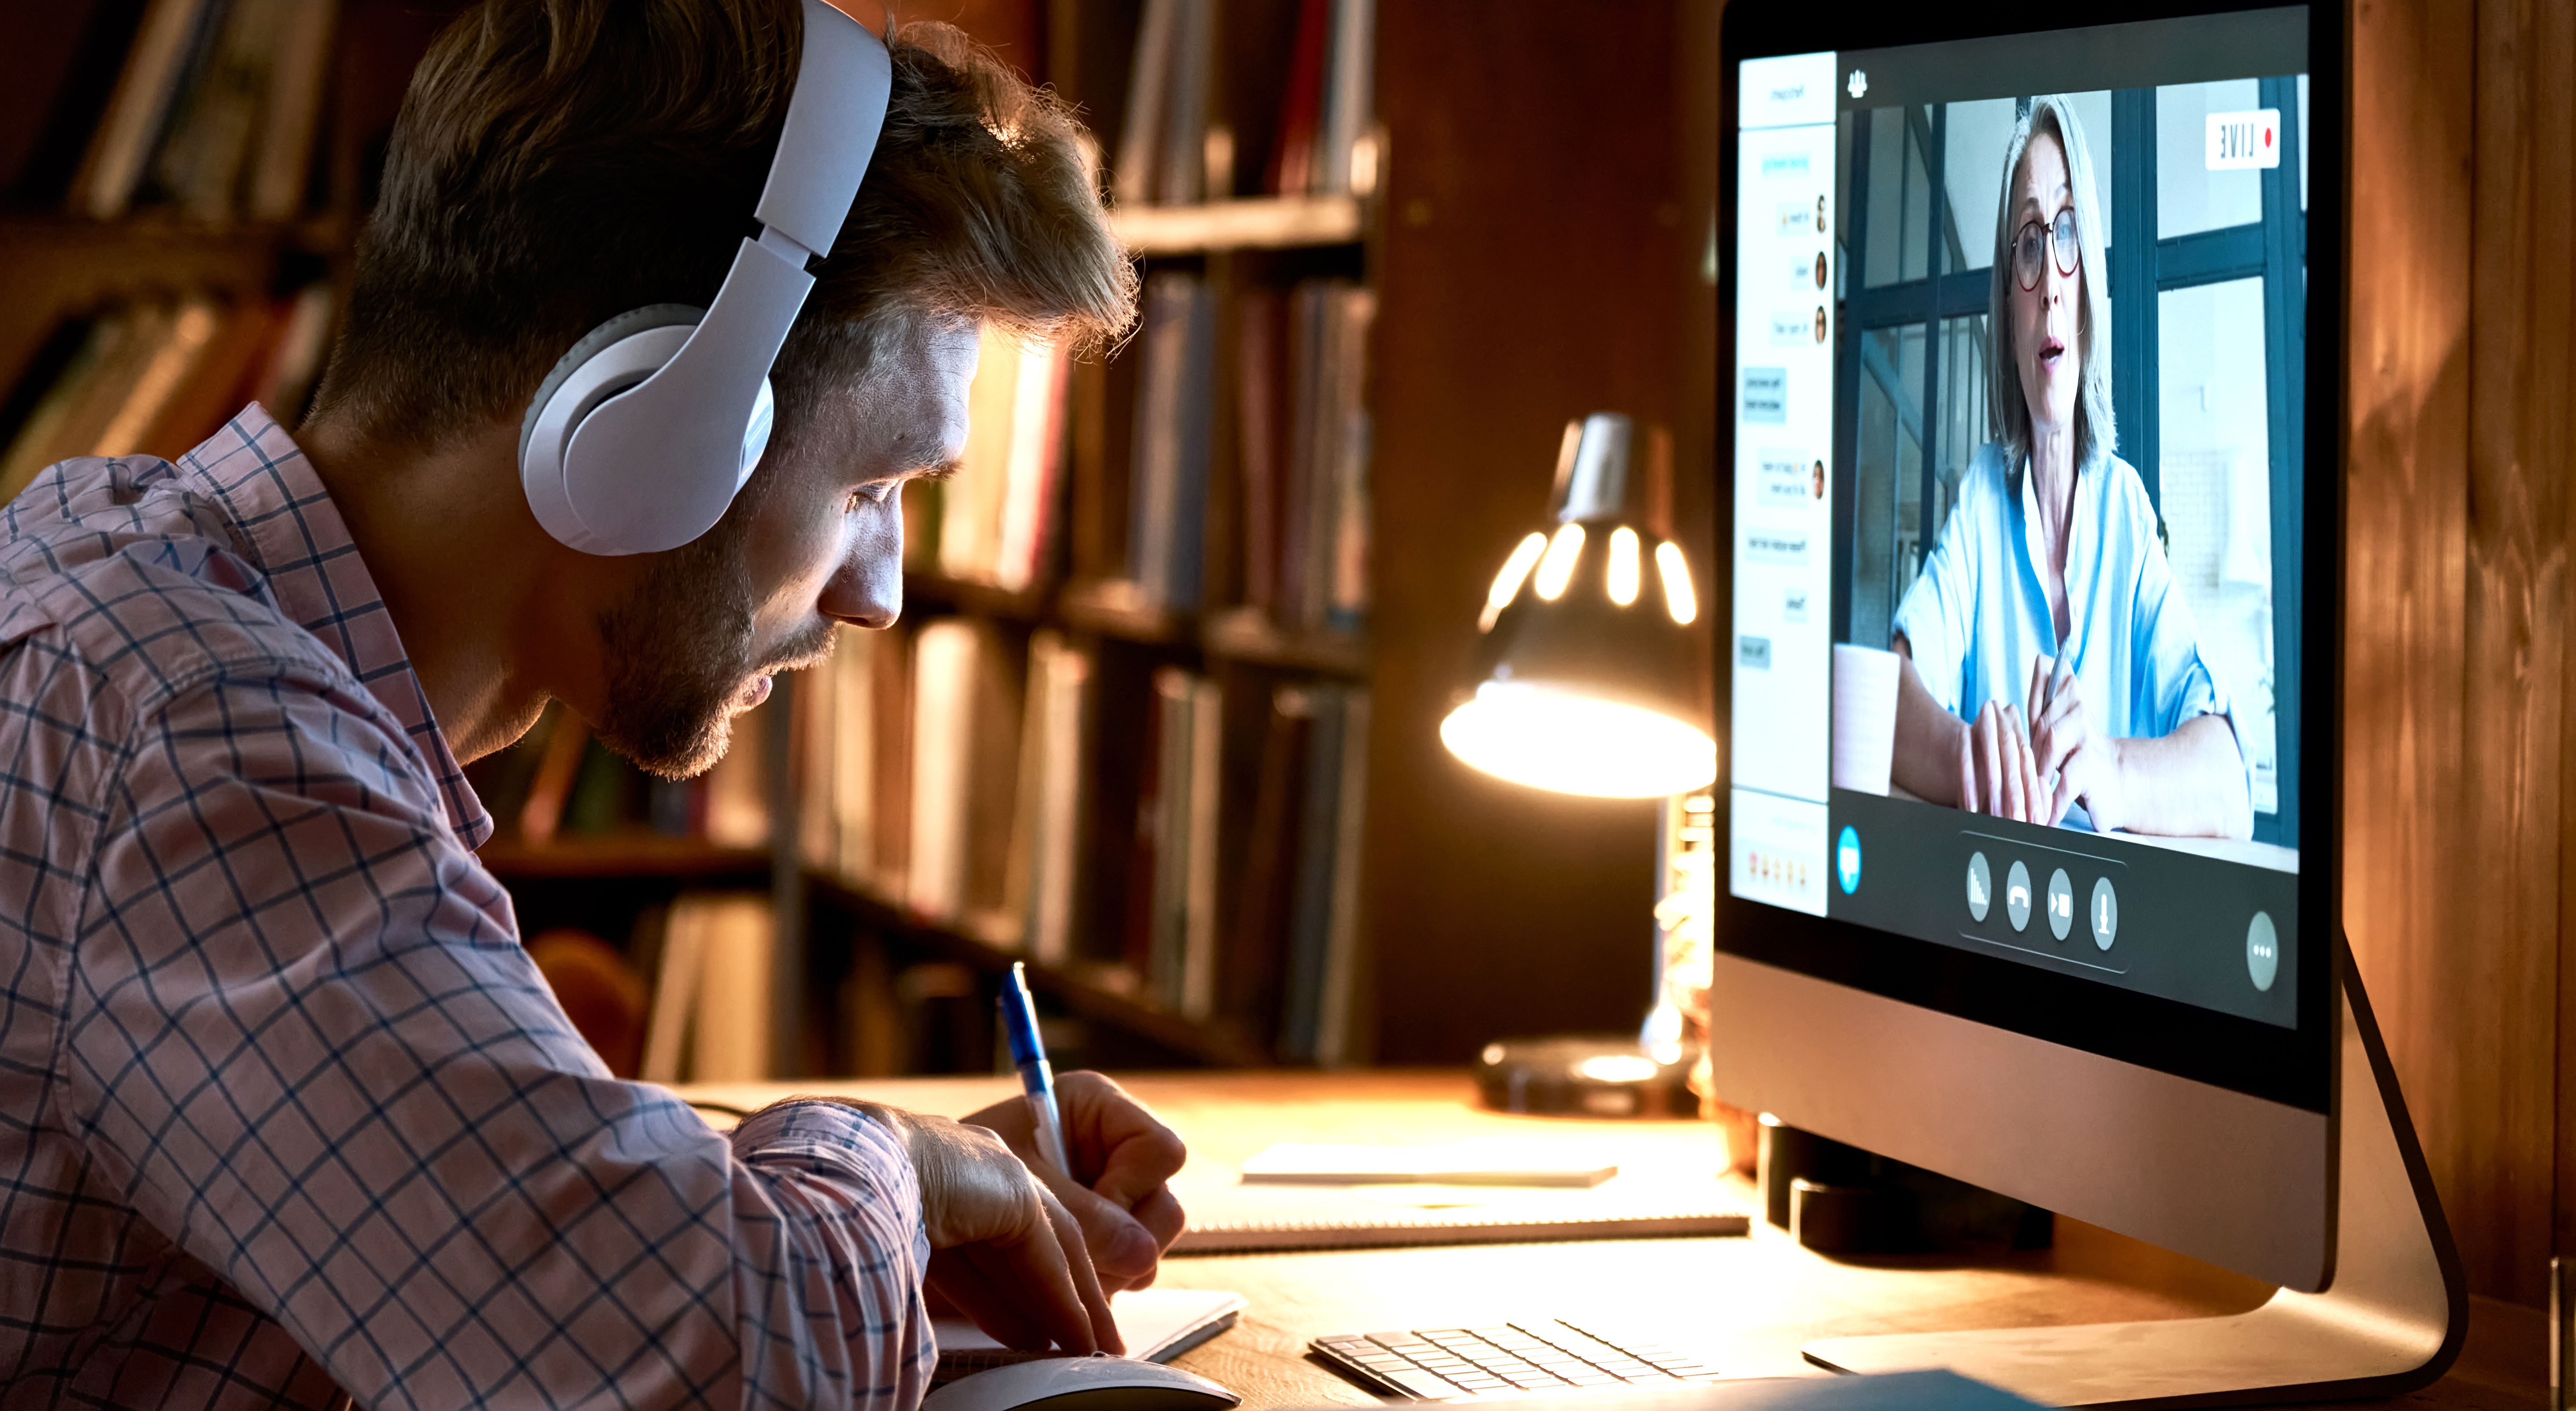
[1729,9,2310,1027]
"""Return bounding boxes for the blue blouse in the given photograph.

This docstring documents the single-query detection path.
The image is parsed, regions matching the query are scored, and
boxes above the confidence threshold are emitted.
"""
[1892,442,2233,755]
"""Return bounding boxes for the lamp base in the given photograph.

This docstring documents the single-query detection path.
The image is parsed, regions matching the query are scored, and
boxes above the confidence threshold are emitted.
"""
[1472,1035,1700,1119]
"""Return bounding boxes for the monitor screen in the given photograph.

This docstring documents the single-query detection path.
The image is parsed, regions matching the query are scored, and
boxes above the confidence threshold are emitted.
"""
[1720,5,2334,1108]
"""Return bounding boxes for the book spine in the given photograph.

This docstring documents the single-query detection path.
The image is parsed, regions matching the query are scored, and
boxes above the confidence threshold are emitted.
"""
[1168,279,1217,612]
[1145,667,1195,1011]
[906,619,978,919]
[1179,675,1222,1021]
[1313,687,1370,1066]
[1278,685,1345,1061]
[1113,0,1177,206]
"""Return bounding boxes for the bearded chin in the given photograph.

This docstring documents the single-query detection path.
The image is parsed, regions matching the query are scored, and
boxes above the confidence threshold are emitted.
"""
[592,534,761,781]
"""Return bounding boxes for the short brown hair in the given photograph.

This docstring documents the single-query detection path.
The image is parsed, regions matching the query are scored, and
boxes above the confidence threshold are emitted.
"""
[310,1,1133,451]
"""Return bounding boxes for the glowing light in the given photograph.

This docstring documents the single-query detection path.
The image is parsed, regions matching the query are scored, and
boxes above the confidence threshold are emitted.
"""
[1440,681,1717,798]
[1479,532,1548,631]
[1535,523,1586,601]
[1577,1054,1661,1083]
[1656,541,1698,624]
[1607,526,1641,605]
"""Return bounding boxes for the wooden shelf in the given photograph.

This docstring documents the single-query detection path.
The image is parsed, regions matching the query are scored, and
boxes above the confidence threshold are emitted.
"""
[477,834,773,880]
[1201,606,1369,675]
[903,571,1050,622]
[1057,577,1189,643]
[808,870,1272,1068]
[1107,194,1366,254]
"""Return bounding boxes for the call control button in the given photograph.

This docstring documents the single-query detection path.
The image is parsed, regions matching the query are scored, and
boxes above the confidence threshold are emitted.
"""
[1965,851,1992,922]
[2090,876,2118,950]
[1837,825,1861,895]
[2247,912,2279,991]
[2046,868,2074,941]
[2005,860,2033,932]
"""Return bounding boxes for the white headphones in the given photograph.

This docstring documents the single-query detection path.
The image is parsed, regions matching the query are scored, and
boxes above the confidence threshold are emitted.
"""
[518,0,891,555]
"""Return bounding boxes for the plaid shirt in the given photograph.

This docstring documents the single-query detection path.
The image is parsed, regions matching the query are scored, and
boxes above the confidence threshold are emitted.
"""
[0,407,934,1409]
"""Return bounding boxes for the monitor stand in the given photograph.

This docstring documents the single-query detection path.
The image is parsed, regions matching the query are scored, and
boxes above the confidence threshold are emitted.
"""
[1802,946,2468,1407]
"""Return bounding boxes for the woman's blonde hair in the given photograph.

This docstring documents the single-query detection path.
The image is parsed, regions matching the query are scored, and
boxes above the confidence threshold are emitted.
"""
[1986,95,2116,475]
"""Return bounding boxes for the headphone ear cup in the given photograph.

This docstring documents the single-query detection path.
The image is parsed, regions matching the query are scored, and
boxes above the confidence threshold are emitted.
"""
[521,305,705,551]
[520,304,706,471]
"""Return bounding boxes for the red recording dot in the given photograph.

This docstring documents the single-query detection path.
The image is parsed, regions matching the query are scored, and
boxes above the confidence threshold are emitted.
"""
[2264,127,2274,148]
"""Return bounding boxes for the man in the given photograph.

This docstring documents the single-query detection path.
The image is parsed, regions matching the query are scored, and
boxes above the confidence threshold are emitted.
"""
[0,3,1173,1405]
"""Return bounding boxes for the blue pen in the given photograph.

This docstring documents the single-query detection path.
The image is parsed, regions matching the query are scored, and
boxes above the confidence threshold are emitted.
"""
[1000,962,1073,1175]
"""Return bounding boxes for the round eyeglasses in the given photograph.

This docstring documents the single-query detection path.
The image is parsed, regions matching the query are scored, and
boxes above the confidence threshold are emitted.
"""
[2013,208,2081,290]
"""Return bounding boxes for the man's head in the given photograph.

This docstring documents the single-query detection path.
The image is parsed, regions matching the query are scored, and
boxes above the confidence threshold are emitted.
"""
[309,1,1132,775]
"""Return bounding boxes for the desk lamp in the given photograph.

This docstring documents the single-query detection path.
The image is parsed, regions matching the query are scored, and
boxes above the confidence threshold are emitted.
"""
[1443,413,1716,1117]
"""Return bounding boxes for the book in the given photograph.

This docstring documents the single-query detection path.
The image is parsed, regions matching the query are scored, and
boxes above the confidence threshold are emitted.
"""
[942,330,1066,592]
[703,695,771,849]
[0,0,135,203]
[69,0,216,220]
[1316,0,1376,196]
[931,1288,1244,1382]
[1277,686,1342,1063]
[1233,288,1287,616]
[1265,0,1329,195]
[1019,633,1091,965]
[1223,688,1312,1048]
[1241,1141,1619,1188]
[639,892,776,1084]
[828,625,879,885]
[1127,273,1217,611]
[1312,686,1369,1063]
[244,0,333,220]
[1111,0,1177,208]
[907,618,980,918]
[1153,0,1215,206]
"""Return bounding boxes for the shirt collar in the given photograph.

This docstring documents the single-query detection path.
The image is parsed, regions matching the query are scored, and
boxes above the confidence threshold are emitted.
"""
[176,406,495,849]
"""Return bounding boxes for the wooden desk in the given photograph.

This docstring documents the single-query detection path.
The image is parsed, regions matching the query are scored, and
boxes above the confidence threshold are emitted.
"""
[675,1071,2548,1410]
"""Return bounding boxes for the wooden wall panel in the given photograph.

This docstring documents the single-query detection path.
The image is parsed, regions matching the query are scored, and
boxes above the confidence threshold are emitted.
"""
[2463,0,2576,1309]
[1363,0,1693,1063]
[2347,0,2576,1309]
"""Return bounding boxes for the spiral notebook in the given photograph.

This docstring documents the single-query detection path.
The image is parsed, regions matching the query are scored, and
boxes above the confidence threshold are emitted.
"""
[931,1288,1245,1382]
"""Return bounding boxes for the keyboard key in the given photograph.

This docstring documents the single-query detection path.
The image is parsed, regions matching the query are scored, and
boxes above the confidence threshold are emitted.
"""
[1382,1368,1465,1400]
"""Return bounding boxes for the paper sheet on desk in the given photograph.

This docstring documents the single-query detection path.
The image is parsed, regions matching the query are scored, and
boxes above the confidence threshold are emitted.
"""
[1172,1165,1749,1252]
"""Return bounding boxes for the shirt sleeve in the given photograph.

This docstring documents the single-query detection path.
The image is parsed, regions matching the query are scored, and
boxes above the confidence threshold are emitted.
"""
[1890,468,1983,716]
[2115,478,2232,741]
[65,662,935,1410]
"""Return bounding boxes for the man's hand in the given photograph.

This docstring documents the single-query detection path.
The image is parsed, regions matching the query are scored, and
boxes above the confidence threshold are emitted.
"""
[856,1104,1122,1355]
[965,1072,1188,1293]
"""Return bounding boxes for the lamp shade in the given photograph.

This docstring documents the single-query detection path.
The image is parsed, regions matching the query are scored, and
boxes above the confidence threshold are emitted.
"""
[1441,415,1715,798]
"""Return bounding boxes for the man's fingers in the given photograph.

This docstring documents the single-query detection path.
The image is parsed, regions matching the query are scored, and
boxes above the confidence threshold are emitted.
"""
[2027,655,2053,728]
[1027,1154,1161,1288]
[1126,1186,1187,1254]
[1036,1184,1122,1354]
[929,1248,1051,1351]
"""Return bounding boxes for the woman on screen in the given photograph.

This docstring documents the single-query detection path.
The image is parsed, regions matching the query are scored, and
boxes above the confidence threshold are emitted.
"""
[1887,96,2250,839]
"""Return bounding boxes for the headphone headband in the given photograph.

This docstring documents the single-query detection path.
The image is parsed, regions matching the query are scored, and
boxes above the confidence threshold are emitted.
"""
[520,0,893,556]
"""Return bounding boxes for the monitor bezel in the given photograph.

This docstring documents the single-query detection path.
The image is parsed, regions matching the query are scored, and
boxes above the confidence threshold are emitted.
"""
[1714,0,2345,1115]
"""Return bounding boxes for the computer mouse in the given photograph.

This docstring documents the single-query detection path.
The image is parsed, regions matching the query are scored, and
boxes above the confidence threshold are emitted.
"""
[920,1357,1242,1411]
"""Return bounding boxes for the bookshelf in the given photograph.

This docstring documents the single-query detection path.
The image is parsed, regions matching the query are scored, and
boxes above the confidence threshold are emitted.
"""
[1106,193,1365,254]
[1,0,1717,1085]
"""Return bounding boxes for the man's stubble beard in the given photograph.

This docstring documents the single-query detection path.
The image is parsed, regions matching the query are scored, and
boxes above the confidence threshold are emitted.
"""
[591,514,832,781]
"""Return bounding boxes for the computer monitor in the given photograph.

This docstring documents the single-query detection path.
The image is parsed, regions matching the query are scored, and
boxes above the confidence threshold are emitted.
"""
[1713,3,2460,1402]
